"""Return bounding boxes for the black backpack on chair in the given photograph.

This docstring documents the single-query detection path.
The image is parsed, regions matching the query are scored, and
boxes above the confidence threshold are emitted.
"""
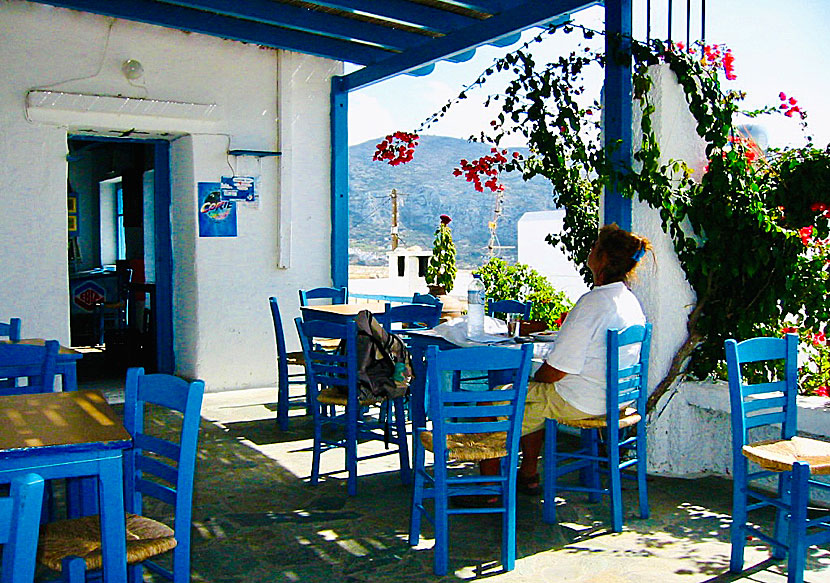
[350,310,413,401]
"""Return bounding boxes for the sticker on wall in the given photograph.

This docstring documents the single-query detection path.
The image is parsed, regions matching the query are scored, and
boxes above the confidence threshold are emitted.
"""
[220,176,257,203]
[198,182,237,237]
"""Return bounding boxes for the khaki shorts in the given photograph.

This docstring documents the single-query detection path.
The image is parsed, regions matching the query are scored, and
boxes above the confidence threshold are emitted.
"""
[521,381,600,435]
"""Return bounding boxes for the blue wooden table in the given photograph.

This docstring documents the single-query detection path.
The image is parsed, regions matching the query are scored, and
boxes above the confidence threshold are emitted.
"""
[0,390,131,582]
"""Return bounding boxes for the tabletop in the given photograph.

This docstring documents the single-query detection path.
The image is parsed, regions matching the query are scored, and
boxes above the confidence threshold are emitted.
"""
[0,389,131,454]
[300,302,387,318]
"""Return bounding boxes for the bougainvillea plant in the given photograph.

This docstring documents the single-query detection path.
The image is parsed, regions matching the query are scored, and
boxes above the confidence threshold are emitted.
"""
[377,22,829,408]
[373,131,419,166]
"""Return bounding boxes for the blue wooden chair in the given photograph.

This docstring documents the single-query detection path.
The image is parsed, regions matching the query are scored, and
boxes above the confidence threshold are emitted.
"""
[0,473,45,583]
[294,317,410,496]
[486,299,532,320]
[412,293,443,308]
[299,286,348,306]
[37,368,206,583]
[542,323,652,532]
[725,333,830,583]
[269,296,309,430]
[379,302,442,335]
[409,344,533,575]
[0,340,59,394]
[0,317,22,341]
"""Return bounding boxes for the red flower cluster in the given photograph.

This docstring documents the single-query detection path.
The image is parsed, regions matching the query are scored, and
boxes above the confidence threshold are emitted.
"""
[702,44,736,80]
[452,148,518,192]
[373,131,419,166]
[439,214,452,225]
[781,326,799,335]
[799,225,814,246]
[812,331,827,346]
[778,93,805,119]
[817,386,829,398]
[727,135,760,165]
[810,202,830,217]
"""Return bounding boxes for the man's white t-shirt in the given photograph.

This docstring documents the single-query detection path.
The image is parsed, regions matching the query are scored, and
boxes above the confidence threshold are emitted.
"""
[544,281,645,416]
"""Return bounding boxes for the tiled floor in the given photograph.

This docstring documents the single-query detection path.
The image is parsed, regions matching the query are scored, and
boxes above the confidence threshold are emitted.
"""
[73,375,830,583]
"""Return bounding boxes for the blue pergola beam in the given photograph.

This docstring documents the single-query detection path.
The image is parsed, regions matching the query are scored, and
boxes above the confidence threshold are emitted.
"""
[603,0,633,230]
[341,0,600,91]
[330,79,349,288]
[158,0,433,50]
[38,0,392,64]
[304,0,481,32]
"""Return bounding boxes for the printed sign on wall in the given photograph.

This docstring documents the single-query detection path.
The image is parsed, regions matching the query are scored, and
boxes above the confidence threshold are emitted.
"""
[198,182,237,237]
[220,176,257,202]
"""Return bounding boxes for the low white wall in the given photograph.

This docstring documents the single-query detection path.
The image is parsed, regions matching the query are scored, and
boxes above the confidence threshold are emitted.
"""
[649,380,830,503]
[0,2,339,390]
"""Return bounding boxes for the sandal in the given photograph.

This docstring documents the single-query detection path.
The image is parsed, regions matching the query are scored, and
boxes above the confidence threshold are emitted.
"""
[516,472,540,496]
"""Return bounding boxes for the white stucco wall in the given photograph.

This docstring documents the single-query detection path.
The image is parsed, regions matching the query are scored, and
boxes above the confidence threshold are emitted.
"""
[0,2,340,390]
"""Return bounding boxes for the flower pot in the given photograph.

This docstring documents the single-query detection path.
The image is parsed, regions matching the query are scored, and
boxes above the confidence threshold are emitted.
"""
[427,285,446,296]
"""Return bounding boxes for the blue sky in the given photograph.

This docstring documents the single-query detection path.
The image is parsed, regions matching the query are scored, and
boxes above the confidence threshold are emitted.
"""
[348,1,830,150]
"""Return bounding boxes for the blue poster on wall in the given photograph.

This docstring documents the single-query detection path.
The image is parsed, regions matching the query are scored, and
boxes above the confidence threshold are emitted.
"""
[198,182,237,237]
[220,176,257,202]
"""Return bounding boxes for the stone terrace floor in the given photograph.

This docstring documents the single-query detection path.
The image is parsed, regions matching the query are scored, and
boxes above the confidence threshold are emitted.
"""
[106,384,830,583]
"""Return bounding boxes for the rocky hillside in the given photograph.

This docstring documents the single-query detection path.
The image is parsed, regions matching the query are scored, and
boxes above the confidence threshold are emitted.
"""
[349,135,556,267]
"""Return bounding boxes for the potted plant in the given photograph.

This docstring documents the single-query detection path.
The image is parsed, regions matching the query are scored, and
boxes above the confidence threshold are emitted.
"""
[425,214,457,295]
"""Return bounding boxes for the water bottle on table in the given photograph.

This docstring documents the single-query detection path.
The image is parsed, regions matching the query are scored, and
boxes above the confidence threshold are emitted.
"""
[466,274,486,339]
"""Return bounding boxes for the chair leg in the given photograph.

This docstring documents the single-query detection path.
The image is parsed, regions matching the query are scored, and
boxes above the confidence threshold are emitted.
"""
[501,456,517,572]
[311,401,322,486]
[607,427,623,533]
[773,472,791,560]
[433,468,449,576]
[393,398,411,485]
[786,462,809,583]
[277,376,289,431]
[636,422,649,519]
[583,429,602,503]
[127,562,143,583]
[61,556,86,583]
[409,438,426,546]
[542,418,558,524]
[346,400,359,496]
[729,456,749,573]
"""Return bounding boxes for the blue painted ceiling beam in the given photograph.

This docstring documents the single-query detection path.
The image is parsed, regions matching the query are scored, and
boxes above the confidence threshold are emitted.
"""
[157,0,432,50]
[37,0,393,64]
[303,0,482,32]
[342,0,600,92]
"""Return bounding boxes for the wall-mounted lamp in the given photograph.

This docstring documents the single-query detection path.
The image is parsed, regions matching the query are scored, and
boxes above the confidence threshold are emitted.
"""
[121,59,144,80]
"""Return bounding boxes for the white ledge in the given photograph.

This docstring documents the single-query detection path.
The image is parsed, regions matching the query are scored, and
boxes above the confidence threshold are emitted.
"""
[682,380,830,439]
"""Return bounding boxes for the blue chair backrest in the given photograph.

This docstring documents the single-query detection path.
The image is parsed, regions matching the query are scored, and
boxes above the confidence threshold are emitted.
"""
[605,324,652,423]
[299,286,348,306]
[0,318,22,342]
[424,344,534,458]
[0,473,45,583]
[0,340,59,395]
[269,296,290,379]
[295,318,357,402]
[122,368,205,578]
[724,334,799,447]
[486,300,532,320]
[412,293,443,308]
[380,303,442,332]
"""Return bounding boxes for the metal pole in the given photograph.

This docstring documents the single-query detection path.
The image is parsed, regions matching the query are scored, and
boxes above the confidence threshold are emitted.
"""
[390,188,399,250]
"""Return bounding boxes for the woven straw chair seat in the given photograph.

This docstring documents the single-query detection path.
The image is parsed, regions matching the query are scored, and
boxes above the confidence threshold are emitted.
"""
[742,435,830,474]
[420,430,508,461]
[317,387,383,406]
[558,407,641,430]
[38,513,176,572]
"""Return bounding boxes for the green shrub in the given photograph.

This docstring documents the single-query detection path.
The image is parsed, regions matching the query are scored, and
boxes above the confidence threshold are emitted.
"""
[473,258,573,330]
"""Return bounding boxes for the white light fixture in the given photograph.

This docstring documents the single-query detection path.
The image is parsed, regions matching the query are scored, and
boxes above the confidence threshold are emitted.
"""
[121,59,144,80]
[26,91,219,121]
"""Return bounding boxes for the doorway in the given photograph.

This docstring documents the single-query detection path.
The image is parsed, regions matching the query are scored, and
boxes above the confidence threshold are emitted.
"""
[67,136,174,381]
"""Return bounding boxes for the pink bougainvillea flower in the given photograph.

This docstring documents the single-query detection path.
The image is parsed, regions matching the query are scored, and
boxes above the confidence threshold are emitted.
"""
[817,386,830,398]
[781,326,798,335]
[439,214,451,225]
[811,202,828,212]
[812,331,827,346]
[779,92,787,101]
[789,97,798,105]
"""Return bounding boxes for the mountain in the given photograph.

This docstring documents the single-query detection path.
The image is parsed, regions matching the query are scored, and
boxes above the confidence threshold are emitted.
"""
[349,135,556,268]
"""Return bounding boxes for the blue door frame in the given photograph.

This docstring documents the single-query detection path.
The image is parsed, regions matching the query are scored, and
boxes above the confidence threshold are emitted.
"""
[68,135,175,373]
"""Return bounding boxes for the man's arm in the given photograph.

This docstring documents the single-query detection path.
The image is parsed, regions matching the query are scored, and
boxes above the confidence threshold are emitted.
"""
[533,362,566,383]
